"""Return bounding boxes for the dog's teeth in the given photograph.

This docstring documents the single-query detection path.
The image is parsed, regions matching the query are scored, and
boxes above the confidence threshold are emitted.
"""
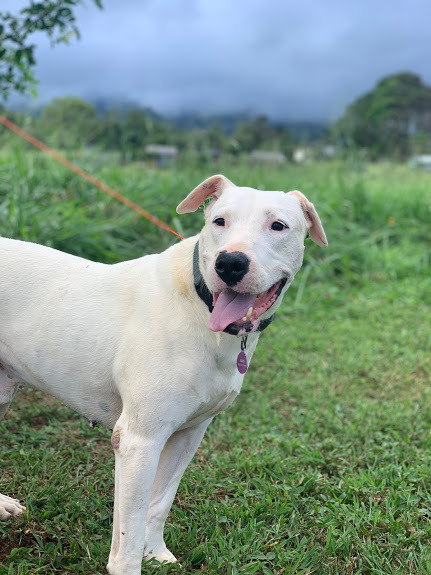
[242,317,247,321]
[247,307,253,318]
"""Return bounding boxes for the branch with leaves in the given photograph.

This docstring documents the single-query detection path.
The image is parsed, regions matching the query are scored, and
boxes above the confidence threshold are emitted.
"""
[0,0,103,99]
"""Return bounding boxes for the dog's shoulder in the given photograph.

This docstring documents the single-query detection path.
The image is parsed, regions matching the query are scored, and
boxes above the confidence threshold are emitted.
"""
[167,235,198,300]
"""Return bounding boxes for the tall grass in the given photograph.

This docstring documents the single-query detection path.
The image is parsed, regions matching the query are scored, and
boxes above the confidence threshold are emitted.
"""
[1,144,429,286]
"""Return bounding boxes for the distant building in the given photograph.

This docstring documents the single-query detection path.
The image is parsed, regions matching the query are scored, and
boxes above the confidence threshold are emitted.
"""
[321,144,337,159]
[250,150,286,164]
[409,154,431,171]
[144,144,178,166]
[292,147,313,163]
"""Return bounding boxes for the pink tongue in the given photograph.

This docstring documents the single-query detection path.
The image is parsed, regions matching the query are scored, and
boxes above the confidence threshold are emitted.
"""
[209,289,257,332]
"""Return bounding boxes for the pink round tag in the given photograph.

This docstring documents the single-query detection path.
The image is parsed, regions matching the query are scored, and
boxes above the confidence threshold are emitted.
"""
[237,350,248,374]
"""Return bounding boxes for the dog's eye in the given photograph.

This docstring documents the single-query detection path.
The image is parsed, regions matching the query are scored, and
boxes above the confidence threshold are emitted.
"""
[213,218,225,227]
[271,221,288,231]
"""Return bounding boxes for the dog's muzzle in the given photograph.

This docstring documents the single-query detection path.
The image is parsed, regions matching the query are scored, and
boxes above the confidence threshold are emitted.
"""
[193,241,285,336]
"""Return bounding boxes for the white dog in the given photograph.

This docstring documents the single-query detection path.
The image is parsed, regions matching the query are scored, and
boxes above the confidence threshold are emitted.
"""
[0,175,327,574]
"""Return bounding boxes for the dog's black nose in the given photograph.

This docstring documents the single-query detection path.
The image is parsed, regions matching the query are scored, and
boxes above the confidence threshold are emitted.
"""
[215,251,250,287]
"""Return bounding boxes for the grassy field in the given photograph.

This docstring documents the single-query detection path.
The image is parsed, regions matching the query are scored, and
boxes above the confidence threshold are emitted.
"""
[0,144,430,574]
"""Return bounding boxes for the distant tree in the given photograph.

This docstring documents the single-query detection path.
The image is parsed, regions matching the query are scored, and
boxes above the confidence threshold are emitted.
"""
[37,96,99,149]
[334,72,431,159]
[0,0,103,99]
[98,108,123,151]
[230,115,295,157]
[149,120,181,147]
[206,121,225,151]
[274,125,295,158]
[410,130,431,155]
[233,116,276,152]
[120,109,156,160]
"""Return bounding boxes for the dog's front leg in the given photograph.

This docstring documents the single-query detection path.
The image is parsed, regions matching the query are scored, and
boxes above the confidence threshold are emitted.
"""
[144,419,212,562]
[106,419,169,575]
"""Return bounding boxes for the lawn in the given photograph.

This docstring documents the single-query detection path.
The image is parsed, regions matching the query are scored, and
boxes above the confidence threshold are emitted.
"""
[0,146,430,574]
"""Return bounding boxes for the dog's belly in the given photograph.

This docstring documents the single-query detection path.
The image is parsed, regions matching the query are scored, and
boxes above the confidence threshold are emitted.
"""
[0,348,122,427]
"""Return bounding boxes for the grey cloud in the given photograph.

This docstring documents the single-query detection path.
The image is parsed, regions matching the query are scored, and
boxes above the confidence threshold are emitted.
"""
[4,0,431,120]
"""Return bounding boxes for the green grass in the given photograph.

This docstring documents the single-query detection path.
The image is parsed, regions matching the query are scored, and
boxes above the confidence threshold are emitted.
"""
[0,143,430,573]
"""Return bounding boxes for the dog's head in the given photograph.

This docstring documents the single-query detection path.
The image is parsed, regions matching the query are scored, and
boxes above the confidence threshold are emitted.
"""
[177,175,327,336]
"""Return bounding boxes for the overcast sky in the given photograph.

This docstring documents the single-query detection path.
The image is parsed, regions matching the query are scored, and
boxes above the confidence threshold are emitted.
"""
[4,0,431,121]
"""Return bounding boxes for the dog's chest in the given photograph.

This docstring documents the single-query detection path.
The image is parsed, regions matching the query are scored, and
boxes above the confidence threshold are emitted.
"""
[178,387,238,430]
[177,365,241,430]
[172,338,255,430]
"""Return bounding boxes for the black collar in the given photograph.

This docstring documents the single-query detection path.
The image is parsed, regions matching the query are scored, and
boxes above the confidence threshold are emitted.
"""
[193,241,277,335]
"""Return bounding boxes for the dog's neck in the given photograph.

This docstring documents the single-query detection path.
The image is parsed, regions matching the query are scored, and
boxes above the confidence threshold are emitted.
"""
[192,241,275,336]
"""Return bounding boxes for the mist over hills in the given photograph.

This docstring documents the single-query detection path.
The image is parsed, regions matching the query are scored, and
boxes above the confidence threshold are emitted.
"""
[8,95,329,143]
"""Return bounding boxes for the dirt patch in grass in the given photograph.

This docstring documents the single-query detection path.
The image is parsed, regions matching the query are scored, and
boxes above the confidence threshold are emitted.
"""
[0,530,33,560]
[0,521,56,562]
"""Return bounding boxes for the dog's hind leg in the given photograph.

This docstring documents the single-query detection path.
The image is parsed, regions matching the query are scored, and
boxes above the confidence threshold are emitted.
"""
[0,370,26,520]
[144,419,212,563]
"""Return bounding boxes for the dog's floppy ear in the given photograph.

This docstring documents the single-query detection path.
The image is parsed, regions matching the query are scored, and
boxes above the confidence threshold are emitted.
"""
[176,174,234,214]
[289,190,328,248]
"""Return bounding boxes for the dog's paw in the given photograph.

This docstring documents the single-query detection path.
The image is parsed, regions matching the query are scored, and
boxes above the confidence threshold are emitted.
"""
[144,547,177,565]
[0,493,26,520]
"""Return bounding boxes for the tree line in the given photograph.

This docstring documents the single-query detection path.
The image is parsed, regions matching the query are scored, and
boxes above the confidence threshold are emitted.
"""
[2,71,430,162]
[0,98,301,163]
[0,97,304,161]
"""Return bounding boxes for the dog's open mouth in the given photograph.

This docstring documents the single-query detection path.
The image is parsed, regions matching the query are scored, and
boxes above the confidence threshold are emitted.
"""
[209,279,284,333]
